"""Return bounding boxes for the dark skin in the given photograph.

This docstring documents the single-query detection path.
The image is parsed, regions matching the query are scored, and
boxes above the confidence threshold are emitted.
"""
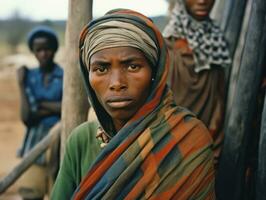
[184,0,215,21]
[89,47,153,132]
[17,37,61,126]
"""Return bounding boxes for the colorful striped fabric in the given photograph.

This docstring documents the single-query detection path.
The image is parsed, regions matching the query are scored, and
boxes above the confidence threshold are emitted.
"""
[74,9,215,200]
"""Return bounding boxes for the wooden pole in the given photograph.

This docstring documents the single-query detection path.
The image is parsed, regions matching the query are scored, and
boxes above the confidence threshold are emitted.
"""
[257,91,266,200]
[61,0,93,157]
[0,123,61,194]
[223,0,248,55]
[225,0,253,120]
[216,0,266,199]
[211,0,226,24]
[219,1,233,30]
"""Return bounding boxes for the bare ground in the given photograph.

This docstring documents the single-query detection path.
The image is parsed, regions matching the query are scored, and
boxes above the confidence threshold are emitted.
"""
[0,62,25,199]
[0,53,48,199]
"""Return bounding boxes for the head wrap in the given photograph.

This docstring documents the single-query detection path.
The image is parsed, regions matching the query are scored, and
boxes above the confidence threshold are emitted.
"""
[74,9,215,200]
[163,0,231,72]
[82,21,158,67]
[27,25,59,52]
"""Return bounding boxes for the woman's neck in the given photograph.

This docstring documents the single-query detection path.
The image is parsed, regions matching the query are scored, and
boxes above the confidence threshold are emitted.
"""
[40,62,55,73]
[112,119,128,133]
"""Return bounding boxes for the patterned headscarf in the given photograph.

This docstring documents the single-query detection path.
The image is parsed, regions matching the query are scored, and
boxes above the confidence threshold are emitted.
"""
[74,9,215,199]
[82,21,158,67]
[163,0,231,72]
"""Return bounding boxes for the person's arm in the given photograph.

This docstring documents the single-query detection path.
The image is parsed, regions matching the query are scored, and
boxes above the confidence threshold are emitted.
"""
[17,66,32,125]
[37,101,62,117]
[51,121,101,200]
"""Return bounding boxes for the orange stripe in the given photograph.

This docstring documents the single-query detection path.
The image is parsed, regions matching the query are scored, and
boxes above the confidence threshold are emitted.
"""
[179,122,212,157]
[125,139,178,199]
[150,161,214,200]
[171,163,214,200]
[153,137,177,163]
[192,165,215,197]
[124,154,158,200]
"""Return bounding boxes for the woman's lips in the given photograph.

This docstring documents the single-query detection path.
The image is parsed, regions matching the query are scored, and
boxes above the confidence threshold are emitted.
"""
[195,10,209,16]
[106,96,133,108]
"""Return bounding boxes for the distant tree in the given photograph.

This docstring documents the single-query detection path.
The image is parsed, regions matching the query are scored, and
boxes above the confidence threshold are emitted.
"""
[41,20,54,28]
[6,10,32,53]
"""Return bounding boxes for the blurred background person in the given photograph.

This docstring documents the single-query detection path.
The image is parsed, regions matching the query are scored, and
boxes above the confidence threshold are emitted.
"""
[16,26,63,200]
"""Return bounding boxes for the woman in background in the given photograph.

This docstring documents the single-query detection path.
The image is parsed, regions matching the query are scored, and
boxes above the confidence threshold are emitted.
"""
[163,0,231,164]
[17,26,63,200]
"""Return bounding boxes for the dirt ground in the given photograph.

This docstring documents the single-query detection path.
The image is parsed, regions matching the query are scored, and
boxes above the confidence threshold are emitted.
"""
[0,56,26,199]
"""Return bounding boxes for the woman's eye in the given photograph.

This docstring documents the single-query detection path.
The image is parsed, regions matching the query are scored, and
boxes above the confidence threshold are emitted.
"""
[128,64,140,72]
[93,66,108,74]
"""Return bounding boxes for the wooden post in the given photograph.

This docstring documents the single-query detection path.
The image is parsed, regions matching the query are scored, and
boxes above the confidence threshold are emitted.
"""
[257,92,266,200]
[219,1,233,30]
[211,0,226,24]
[223,0,248,55]
[225,0,253,119]
[216,0,266,199]
[61,0,93,157]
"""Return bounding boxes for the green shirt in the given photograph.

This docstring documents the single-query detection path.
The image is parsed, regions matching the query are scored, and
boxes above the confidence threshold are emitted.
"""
[51,121,101,200]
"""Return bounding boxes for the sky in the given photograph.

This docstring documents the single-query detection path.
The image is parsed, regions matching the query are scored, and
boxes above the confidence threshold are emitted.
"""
[0,0,169,21]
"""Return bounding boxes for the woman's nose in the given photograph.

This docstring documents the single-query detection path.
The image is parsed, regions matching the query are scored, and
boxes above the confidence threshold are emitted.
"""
[109,70,127,91]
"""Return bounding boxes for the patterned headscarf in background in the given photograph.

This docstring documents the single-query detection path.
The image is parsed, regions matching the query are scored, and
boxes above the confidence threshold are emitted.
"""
[163,0,231,72]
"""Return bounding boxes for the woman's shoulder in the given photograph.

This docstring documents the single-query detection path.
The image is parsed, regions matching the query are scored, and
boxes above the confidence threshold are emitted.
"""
[174,106,213,144]
[165,37,192,54]
[165,37,194,69]
[68,121,99,146]
[64,120,102,181]
[26,67,39,76]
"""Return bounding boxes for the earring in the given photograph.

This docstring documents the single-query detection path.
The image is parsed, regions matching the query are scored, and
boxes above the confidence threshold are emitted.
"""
[152,78,155,81]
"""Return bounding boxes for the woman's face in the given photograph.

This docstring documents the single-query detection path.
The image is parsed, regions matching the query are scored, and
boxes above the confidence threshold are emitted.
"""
[32,37,55,68]
[89,47,152,131]
[184,0,215,21]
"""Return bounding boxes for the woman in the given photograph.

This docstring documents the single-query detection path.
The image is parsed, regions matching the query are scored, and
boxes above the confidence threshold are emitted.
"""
[17,26,63,200]
[163,0,231,162]
[52,9,215,199]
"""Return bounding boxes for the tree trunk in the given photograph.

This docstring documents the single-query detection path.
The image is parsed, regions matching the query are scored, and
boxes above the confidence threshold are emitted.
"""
[223,0,248,55]
[61,0,93,157]
[257,92,266,200]
[211,0,226,24]
[225,0,253,120]
[216,0,266,199]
